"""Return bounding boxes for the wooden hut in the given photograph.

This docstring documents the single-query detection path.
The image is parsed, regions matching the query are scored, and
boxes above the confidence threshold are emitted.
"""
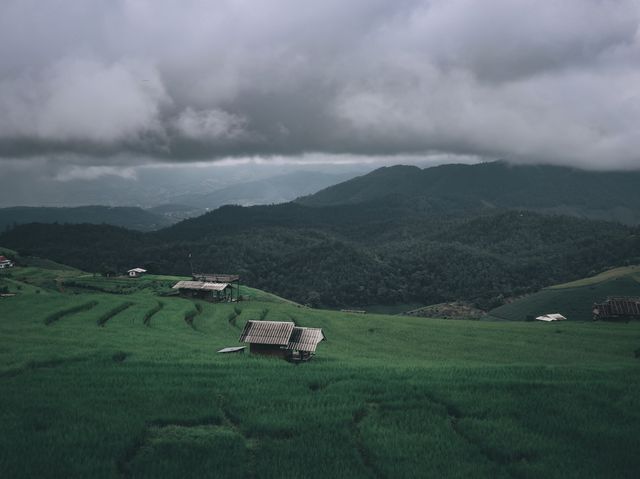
[192,273,240,301]
[593,297,640,321]
[238,320,325,361]
[286,326,326,362]
[172,280,234,302]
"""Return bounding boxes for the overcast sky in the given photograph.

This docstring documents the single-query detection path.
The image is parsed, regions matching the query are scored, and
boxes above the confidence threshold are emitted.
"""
[1,0,639,171]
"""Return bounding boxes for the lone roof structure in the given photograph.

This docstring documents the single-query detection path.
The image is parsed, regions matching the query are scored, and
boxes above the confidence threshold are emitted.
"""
[217,346,246,353]
[193,273,240,283]
[287,327,325,352]
[239,320,295,346]
[128,268,147,273]
[535,313,566,322]
[172,280,229,291]
[593,297,640,317]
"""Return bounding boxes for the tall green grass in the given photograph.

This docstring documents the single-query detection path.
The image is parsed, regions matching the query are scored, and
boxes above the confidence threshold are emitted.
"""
[1,266,639,478]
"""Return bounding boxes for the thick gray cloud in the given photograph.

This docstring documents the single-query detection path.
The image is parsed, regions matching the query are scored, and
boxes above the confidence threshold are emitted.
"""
[0,0,639,169]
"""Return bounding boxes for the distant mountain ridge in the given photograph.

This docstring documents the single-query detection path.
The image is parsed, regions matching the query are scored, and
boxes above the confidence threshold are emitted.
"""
[297,162,640,224]
[0,206,172,232]
[173,170,357,209]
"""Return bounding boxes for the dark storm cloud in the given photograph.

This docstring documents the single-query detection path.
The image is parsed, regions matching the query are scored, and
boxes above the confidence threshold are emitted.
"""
[0,0,639,168]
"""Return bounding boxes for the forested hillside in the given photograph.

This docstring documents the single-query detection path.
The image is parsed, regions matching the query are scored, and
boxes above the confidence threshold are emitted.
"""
[2,206,638,308]
[0,206,173,232]
[298,162,640,224]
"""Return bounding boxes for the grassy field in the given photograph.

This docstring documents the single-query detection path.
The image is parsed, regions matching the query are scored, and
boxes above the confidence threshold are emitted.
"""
[1,263,640,478]
[489,266,640,321]
[548,265,640,289]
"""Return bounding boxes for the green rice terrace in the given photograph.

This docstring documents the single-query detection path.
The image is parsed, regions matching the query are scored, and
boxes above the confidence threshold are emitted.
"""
[1,257,640,478]
[489,265,640,321]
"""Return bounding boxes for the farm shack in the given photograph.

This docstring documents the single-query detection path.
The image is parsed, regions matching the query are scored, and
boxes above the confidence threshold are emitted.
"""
[127,267,147,278]
[192,273,241,301]
[593,297,640,321]
[172,280,235,302]
[286,326,326,362]
[238,320,325,362]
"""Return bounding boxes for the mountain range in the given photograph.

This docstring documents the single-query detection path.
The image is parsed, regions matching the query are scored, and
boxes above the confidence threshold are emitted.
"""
[299,161,640,224]
[0,206,172,233]
[2,161,639,308]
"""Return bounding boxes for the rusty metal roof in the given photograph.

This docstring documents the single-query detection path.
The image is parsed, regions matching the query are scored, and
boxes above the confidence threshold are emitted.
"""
[287,327,325,352]
[239,320,295,345]
[172,281,229,291]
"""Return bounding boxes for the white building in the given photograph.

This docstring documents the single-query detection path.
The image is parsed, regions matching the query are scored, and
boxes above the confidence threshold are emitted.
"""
[127,267,147,278]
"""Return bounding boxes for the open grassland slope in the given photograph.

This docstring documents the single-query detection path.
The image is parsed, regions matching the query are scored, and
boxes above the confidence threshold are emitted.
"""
[490,265,640,321]
[1,266,640,478]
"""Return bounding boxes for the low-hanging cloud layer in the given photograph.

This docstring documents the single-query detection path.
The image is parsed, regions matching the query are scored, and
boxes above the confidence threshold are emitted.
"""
[1,0,639,169]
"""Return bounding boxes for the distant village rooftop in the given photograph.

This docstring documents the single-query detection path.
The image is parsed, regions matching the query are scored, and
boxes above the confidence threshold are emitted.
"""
[0,256,14,269]
[127,267,146,277]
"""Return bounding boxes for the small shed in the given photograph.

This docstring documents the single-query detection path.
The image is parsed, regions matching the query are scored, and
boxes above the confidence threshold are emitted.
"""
[127,267,147,278]
[172,280,234,302]
[535,313,566,322]
[239,320,325,361]
[0,256,14,269]
[191,273,241,301]
[286,326,326,361]
[593,297,640,321]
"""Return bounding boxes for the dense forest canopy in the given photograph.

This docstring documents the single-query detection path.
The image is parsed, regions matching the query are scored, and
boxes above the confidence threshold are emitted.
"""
[3,206,638,309]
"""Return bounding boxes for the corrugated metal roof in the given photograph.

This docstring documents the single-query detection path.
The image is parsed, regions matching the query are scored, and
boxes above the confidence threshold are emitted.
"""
[172,281,229,291]
[239,320,295,345]
[128,267,147,273]
[287,327,325,352]
[593,298,640,317]
[193,273,240,282]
